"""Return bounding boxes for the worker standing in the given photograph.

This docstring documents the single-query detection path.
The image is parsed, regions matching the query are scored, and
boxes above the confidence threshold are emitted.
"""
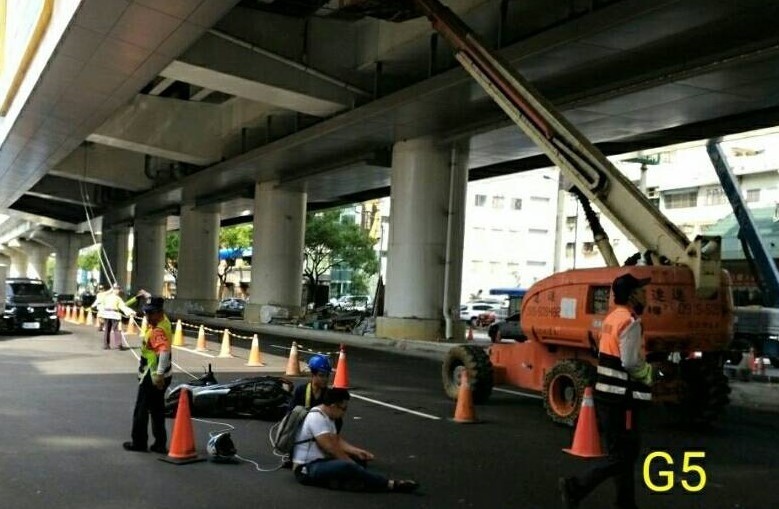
[559,273,654,509]
[98,284,138,350]
[123,296,172,453]
[91,285,109,332]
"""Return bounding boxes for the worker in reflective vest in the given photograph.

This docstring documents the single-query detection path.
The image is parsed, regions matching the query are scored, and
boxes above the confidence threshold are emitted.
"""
[123,297,172,454]
[560,273,653,509]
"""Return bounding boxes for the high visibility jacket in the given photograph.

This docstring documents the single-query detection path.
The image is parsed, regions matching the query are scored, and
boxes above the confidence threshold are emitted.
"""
[595,305,652,404]
[139,315,172,383]
[98,294,136,320]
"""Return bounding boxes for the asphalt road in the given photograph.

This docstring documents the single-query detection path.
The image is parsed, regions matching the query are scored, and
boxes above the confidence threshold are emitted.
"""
[1,322,777,509]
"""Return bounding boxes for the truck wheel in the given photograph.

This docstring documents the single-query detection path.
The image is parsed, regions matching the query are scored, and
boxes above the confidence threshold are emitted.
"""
[677,356,730,425]
[542,360,595,426]
[442,345,493,404]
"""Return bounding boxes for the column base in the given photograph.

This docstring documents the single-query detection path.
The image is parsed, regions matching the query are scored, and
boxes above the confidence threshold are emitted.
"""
[376,317,465,342]
[244,303,302,324]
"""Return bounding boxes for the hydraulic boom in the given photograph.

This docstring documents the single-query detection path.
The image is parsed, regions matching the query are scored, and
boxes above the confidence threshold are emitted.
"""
[413,0,722,295]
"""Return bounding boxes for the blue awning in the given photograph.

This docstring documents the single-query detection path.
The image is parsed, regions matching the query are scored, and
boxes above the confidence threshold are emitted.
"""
[489,287,528,297]
[219,247,253,260]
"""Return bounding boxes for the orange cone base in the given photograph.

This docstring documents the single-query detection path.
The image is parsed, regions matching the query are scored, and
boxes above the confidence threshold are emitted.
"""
[449,416,482,424]
[562,447,605,458]
[159,455,206,465]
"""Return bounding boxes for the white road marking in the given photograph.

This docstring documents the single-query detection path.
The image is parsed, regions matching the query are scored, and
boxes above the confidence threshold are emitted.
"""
[494,387,543,399]
[350,393,441,420]
[173,345,216,358]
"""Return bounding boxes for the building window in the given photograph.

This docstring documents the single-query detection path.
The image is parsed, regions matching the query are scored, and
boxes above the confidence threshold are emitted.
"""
[489,261,501,274]
[474,194,487,207]
[492,195,505,209]
[527,260,547,267]
[530,196,551,202]
[511,198,522,210]
[663,190,698,209]
[529,228,548,235]
[565,242,575,258]
[582,242,595,254]
[703,186,726,206]
[746,189,761,203]
[471,260,484,273]
[566,216,577,230]
[680,224,695,236]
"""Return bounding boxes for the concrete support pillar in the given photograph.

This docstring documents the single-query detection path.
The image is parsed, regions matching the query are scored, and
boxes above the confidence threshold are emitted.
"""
[177,205,219,301]
[247,181,306,321]
[100,227,130,290]
[6,246,28,278]
[53,238,81,296]
[377,137,467,342]
[18,240,50,280]
[133,217,166,295]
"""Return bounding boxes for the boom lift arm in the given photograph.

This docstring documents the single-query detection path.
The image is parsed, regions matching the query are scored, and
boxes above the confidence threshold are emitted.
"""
[706,139,779,307]
[413,0,722,295]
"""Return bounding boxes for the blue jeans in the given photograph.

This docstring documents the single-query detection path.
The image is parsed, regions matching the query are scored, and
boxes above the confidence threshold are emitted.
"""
[296,459,390,492]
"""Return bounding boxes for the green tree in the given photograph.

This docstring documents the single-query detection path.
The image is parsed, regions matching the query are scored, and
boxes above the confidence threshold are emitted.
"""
[78,249,101,272]
[218,224,253,295]
[165,232,180,282]
[304,209,379,299]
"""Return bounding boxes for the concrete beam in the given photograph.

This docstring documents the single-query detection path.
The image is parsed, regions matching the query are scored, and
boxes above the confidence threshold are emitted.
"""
[167,31,353,116]
[25,176,102,207]
[48,144,153,192]
[88,95,223,166]
[0,220,37,246]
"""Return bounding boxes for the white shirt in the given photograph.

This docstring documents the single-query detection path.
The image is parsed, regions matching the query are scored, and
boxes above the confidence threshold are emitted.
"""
[292,407,335,465]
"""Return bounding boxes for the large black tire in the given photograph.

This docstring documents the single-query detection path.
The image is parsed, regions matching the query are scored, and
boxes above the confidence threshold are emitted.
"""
[674,355,731,425]
[542,360,595,426]
[442,345,493,404]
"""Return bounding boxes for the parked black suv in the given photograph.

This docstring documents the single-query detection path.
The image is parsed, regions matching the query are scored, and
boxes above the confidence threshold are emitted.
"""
[2,278,60,334]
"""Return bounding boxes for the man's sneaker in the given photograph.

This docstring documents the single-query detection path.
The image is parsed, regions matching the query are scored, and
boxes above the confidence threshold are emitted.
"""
[122,442,147,452]
[558,477,579,509]
[392,480,419,493]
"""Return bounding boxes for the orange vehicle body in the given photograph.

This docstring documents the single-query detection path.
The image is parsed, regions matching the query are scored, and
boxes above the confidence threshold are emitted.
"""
[490,265,733,398]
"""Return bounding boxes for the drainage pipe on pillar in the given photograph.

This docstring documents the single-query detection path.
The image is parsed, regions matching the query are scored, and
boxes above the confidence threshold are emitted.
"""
[442,144,466,341]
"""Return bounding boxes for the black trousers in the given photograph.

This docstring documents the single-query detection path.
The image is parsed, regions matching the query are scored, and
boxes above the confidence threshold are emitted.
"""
[130,374,170,449]
[573,401,641,509]
[103,318,118,348]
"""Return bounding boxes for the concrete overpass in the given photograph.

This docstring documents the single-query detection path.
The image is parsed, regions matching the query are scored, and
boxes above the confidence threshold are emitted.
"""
[2,0,779,340]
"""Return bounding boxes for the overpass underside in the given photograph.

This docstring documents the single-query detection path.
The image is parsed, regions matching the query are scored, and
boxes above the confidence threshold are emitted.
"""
[0,0,778,340]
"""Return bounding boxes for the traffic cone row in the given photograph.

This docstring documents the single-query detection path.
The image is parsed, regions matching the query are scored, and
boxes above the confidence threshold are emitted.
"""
[218,329,232,358]
[195,325,208,352]
[172,319,184,347]
[86,309,93,326]
[285,342,301,376]
[159,388,204,465]
[246,334,264,367]
[563,387,604,458]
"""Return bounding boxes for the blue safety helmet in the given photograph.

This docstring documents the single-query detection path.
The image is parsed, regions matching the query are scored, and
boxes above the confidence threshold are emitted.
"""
[308,354,332,374]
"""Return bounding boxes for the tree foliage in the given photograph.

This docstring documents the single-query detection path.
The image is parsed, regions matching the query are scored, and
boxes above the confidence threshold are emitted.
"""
[218,224,253,293]
[304,209,379,289]
[165,232,180,282]
[78,249,101,272]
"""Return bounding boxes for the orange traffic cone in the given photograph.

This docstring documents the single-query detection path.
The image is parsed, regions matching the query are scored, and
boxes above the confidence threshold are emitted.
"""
[78,306,86,325]
[139,315,148,336]
[246,334,264,367]
[750,348,765,375]
[172,319,184,347]
[160,389,205,465]
[451,370,478,423]
[85,308,93,326]
[126,316,138,336]
[66,305,73,322]
[467,326,474,342]
[285,341,301,376]
[218,329,232,358]
[563,387,605,458]
[333,344,351,389]
[195,325,207,352]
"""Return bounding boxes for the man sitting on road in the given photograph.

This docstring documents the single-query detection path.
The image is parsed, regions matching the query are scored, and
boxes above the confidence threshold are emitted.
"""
[291,388,418,493]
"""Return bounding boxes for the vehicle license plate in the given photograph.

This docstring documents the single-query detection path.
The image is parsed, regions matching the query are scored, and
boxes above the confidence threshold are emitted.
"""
[22,322,41,329]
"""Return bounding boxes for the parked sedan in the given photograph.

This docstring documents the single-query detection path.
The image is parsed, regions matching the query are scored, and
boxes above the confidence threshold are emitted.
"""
[460,302,502,327]
[215,298,246,319]
[487,313,526,342]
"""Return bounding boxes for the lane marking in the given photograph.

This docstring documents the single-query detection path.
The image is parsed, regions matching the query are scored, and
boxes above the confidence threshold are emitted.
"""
[350,393,441,421]
[494,387,543,399]
[173,345,216,358]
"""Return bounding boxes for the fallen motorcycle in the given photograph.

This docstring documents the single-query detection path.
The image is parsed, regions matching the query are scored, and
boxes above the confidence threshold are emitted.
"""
[164,364,293,420]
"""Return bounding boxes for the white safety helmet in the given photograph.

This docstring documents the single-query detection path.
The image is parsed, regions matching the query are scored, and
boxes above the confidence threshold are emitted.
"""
[207,432,237,463]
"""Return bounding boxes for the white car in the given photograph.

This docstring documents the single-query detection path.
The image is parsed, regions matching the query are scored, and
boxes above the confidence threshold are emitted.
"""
[460,302,502,326]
